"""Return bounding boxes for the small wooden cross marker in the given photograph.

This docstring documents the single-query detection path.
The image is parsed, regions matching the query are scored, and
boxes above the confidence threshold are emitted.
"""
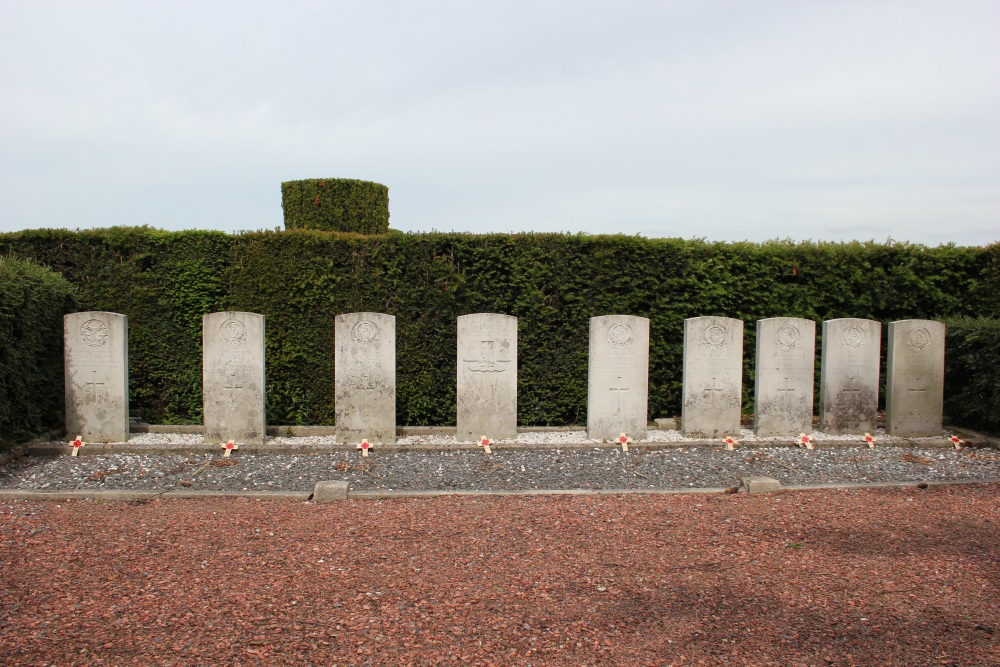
[799,433,814,450]
[725,436,737,451]
[222,440,238,457]
[69,435,85,457]
[617,433,630,452]
[949,435,961,449]
[863,432,876,449]
[357,439,371,457]
[479,436,493,455]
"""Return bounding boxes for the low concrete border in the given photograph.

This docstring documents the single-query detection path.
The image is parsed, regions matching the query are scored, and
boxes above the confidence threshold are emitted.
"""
[1,478,996,503]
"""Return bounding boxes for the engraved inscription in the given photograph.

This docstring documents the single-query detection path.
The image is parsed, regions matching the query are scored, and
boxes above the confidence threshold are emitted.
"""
[907,327,931,351]
[607,323,634,348]
[220,320,246,345]
[80,319,109,347]
[352,320,379,348]
[703,325,727,349]
[842,326,866,350]
[776,325,799,351]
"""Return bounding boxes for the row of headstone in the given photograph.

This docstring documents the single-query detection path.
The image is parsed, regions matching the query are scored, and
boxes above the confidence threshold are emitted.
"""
[63,311,945,444]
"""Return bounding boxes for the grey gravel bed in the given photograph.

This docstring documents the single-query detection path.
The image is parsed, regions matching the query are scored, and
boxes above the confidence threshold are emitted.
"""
[1,446,998,493]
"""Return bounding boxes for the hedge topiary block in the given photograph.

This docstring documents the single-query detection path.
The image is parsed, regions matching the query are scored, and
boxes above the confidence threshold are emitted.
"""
[281,179,389,234]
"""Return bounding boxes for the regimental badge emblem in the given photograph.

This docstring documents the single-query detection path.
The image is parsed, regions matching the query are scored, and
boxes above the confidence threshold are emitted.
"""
[842,326,866,350]
[776,324,800,351]
[607,323,634,348]
[352,320,379,348]
[907,327,931,351]
[220,320,246,345]
[703,324,727,349]
[80,319,109,347]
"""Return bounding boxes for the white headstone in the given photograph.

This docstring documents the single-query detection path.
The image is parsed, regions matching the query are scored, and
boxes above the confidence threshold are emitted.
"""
[457,313,517,442]
[586,315,650,441]
[203,311,266,445]
[886,320,944,437]
[336,312,396,444]
[682,317,743,437]
[818,318,881,434]
[64,312,128,442]
[754,317,816,437]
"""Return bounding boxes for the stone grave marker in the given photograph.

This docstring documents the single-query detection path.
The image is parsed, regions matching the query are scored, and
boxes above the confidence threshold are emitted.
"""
[886,319,944,437]
[64,311,129,442]
[754,317,816,437]
[203,311,266,445]
[682,316,743,437]
[818,318,881,434]
[336,312,396,444]
[586,315,649,441]
[457,313,517,442]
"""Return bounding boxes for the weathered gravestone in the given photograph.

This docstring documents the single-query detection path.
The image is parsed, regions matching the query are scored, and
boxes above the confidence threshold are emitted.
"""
[64,311,129,442]
[818,318,881,434]
[203,312,266,445]
[457,313,517,442]
[682,316,743,437]
[336,312,396,444]
[587,315,649,441]
[886,319,944,437]
[754,317,815,437]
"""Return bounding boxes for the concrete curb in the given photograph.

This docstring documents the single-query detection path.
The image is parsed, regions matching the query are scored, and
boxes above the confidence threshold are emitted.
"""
[1,478,996,502]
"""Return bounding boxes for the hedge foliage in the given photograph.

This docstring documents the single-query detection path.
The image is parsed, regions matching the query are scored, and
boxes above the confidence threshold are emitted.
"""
[0,256,78,452]
[944,318,1000,436]
[281,179,390,234]
[2,228,997,427]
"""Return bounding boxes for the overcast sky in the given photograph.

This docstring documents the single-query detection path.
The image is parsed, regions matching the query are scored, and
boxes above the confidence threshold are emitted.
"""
[1,0,998,246]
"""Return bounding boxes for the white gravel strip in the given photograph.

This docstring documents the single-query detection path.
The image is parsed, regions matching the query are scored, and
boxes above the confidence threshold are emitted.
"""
[66,428,952,447]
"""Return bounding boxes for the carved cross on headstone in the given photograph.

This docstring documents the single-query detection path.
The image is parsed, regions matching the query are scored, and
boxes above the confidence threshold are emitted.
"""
[85,370,106,406]
[609,377,629,414]
[464,340,509,406]
[843,376,863,401]
[704,378,725,402]
[359,375,379,417]
[776,377,796,405]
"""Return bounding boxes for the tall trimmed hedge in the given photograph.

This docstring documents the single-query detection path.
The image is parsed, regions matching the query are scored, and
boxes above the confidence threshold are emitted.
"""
[2,228,996,427]
[0,256,78,452]
[281,179,390,234]
[944,318,1000,435]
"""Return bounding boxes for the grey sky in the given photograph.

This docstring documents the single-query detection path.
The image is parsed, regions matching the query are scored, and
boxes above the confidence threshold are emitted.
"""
[1,0,998,245]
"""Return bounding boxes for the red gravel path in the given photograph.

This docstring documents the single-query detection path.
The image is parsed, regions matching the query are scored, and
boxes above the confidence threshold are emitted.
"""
[2,485,998,667]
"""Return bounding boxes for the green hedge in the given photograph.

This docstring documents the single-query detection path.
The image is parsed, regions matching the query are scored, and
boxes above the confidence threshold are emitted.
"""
[0,257,78,452]
[281,179,390,234]
[1,228,996,427]
[944,317,1000,436]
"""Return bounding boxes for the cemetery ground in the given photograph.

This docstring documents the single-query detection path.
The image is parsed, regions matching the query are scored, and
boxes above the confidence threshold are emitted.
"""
[1,486,998,667]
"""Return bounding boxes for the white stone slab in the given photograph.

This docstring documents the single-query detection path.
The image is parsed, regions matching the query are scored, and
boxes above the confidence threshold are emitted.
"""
[203,312,266,445]
[335,312,396,444]
[818,318,881,434]
[457,313,517,442]
[754,317,815,437]
[64,312,129,442]
[682,317,743,437]
[886,319,944,437]
[586,315,649,441]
